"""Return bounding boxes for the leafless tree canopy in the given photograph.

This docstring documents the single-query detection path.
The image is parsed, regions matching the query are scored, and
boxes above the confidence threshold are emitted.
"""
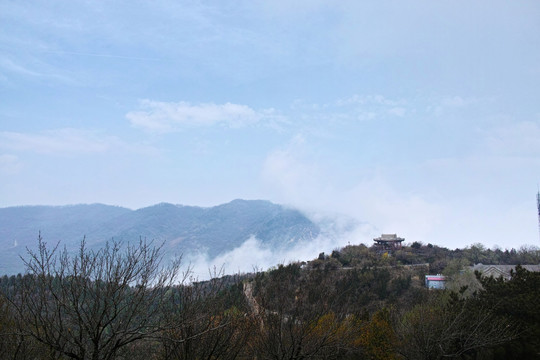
[7,235,182,360]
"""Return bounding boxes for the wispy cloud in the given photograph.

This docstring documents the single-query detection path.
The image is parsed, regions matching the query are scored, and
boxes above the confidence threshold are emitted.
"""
[0,56,77,85]
[290,94,409,124]
[0,58,44,78]
[481,120,540,157]
[340,95,409,120]
[0,129,157,156]
[335,94,405,107]
[43,50,161,62]
[0,154,22,175]
[260,134,446,246]
[426,95,482,117]
[261,135,323,205]
[127,100,284,133]
[189,222,374,280]
[387,107,406,117]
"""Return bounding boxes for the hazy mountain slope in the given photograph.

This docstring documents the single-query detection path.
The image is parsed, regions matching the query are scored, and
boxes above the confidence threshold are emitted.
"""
[0,200,320,274]
[0,204,131,248]
[86,200,318,257]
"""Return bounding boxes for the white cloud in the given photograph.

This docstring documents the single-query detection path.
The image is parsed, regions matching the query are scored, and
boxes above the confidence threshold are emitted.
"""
[0,58,44,78]
[261,135,324,205]
[188,221,374,280]
[260,135,447,247]
[253,0,330,16]
[189,237,274,278]
[481,120,540,157]
[0,129,157,156]
[288,94,409,126]
[333,94,408,121]
[427,95,482,117]
[0,55,77,85]
[387,107,406,117]
[344,178,444,242]
[441,96,469,107]
[335,94,405,107]
[0,154,22,174]
[127,100,282,133]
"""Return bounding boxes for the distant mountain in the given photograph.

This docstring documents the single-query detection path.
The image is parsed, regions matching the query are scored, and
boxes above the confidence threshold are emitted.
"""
[0,200,320,274]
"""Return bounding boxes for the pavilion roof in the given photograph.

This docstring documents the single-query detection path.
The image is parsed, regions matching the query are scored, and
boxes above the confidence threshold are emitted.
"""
[373,233,404,242]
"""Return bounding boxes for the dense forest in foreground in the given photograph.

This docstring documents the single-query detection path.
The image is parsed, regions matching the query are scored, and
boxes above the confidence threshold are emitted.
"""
[0,237,539,360]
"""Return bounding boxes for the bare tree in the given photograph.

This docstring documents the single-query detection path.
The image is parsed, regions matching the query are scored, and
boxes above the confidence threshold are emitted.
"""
[5,235,183,360]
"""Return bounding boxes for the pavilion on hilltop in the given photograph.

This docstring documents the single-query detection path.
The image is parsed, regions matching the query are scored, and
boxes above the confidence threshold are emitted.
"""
[373,234,404,252]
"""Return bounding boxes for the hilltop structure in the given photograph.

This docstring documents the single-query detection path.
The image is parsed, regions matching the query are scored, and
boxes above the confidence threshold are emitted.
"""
[471,263,540,281]
[373,234,404,252]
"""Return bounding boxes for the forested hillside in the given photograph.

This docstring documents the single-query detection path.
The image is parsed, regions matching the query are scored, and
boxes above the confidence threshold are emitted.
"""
[1,239,539,359]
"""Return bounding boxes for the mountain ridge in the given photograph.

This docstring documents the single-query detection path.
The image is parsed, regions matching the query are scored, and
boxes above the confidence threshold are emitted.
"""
[0,199,320,274]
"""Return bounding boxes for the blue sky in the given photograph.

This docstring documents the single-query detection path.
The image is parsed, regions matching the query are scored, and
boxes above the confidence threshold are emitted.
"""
[1,0,540,251]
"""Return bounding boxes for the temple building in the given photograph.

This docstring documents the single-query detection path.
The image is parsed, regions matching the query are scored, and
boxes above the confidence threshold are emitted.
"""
[373,233,404,252]
[471,263,540,280]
